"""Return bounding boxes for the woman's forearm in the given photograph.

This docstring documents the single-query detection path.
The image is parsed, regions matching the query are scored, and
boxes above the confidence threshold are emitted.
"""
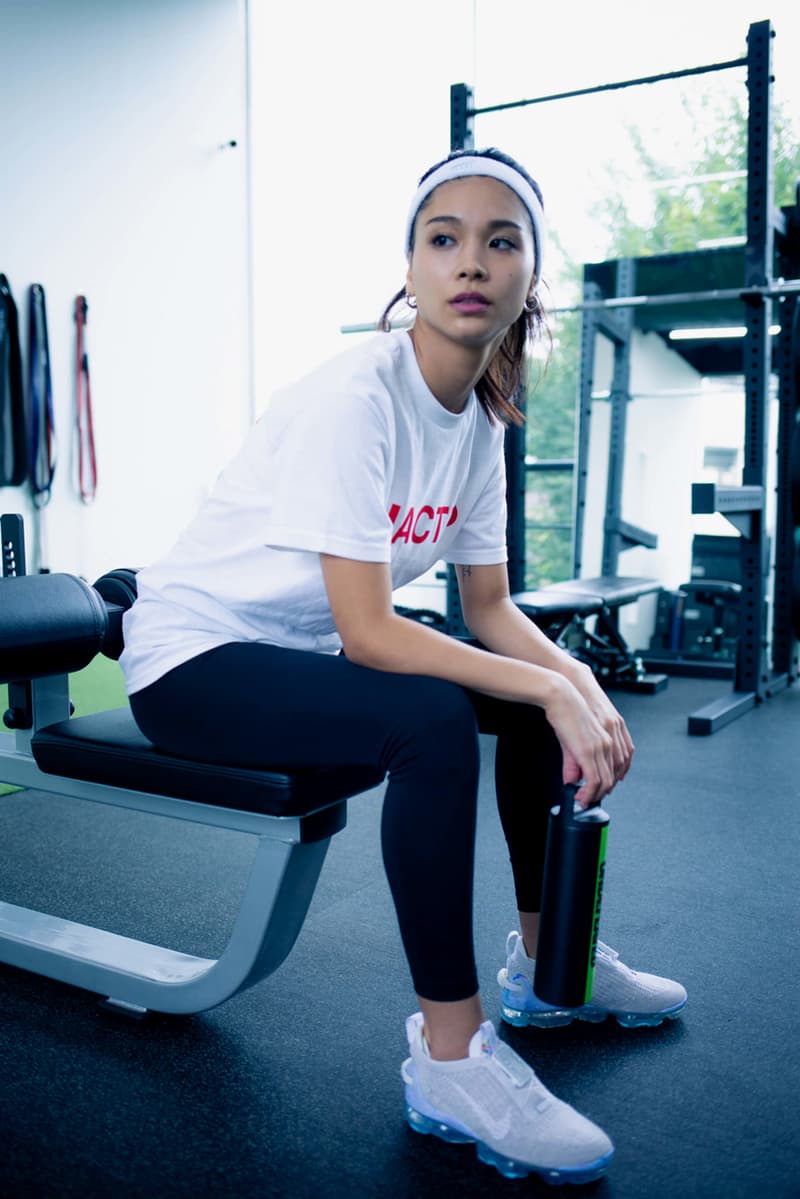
[464,595,588,685]
[344,610,568,709]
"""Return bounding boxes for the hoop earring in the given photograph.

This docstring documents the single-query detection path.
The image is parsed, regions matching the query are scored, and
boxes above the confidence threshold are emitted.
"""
[406,293,417,309]
[523,294,538,313]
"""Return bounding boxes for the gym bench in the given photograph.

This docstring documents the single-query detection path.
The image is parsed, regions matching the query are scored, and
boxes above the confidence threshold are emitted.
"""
[511,576,668,694]
[0,515,384,1015]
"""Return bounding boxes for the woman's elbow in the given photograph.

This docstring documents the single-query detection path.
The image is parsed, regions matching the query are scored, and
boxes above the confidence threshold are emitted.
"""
[338,614,415,672]
[460,605,488,643]
[460,597,511,646]
[339,634,371,667]
[337,622,387,669]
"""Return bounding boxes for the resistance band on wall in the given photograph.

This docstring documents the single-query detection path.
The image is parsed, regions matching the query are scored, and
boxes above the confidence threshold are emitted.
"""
[74,295,97,504]
[27,284,56,506]
[0,274,27,488]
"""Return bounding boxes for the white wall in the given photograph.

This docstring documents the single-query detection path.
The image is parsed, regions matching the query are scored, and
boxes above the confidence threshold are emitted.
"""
[0,0,249,580]
[247,0,473,405]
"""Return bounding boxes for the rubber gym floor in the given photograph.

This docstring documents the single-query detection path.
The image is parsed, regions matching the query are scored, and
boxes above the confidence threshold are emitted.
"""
[1,672,797,1199]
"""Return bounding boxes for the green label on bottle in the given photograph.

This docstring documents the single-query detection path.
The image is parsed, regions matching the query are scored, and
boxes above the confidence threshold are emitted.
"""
[583,824,609,1004]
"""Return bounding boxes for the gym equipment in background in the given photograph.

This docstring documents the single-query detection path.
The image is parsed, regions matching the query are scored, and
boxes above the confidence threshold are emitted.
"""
[26,283,56,573]
[74,295,97,504]
[646,535,743,677]
[449,20,800,734]
[511,578,667,694]
[27,284,55,506]
[0,274,26,488]
[648,583,741,673]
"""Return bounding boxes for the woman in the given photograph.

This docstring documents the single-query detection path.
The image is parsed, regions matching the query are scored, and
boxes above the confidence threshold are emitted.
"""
[121,148,686,1185]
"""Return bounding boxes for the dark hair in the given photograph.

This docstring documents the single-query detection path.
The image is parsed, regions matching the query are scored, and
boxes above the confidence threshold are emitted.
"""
[378,148,550,428]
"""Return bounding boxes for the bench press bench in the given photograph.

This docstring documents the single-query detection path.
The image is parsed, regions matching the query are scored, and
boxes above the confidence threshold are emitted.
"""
[0,520,384,1016]
[511,576,668,694]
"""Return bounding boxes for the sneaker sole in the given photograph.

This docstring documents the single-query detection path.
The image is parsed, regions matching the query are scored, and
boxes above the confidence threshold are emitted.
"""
[405,1103,613,1185]
[501,998,687,1030]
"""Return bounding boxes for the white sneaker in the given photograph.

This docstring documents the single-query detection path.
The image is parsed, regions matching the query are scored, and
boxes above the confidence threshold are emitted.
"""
[498,931,688,1029]
[401,1012,614,1184]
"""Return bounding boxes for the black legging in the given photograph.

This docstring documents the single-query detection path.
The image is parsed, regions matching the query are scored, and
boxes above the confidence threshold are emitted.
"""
[129,642,564,1002]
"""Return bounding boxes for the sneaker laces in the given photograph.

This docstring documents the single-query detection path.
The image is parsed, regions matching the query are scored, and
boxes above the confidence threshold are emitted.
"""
[491,1041,553,1114]
[596,942,637,977]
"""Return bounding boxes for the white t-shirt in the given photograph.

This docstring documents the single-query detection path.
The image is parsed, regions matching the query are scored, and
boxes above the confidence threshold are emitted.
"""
[120,329,508,695]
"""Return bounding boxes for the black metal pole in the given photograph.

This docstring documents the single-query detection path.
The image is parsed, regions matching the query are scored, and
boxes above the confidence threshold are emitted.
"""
[601,260,636,577]
[469,56,747,119]
[736,19,774,700]
[573,282,600,577]
[771,176,800,682]
[505,409,527,594]
[450,83,474,152]
[445,82,474,635]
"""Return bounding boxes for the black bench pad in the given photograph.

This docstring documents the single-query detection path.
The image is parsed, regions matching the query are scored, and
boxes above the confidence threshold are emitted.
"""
[31,708,385,818]
[543,576,661,606]
[512,590,604,619]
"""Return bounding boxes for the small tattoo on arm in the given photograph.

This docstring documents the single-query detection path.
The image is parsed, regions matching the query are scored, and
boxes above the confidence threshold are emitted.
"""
[460,565,473,579]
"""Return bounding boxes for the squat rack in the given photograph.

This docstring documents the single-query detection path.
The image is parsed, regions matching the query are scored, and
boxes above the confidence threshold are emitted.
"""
[449,19,800,734]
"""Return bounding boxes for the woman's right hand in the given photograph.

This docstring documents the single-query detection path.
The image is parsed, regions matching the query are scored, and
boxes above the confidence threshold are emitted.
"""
[543,675,617,808]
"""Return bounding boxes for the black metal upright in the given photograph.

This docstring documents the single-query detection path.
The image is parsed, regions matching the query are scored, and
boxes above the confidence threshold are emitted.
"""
[600,259,658,574]
[445,83,475,635]
[772,186,800,682]
[601,260,636,576]
[687,19,783,732]
[571,285,599,578]
[446,80,527,627]
[505,405,527,594]
[739,19,774,699]
[450,84,474,152]
[573,263,656,579]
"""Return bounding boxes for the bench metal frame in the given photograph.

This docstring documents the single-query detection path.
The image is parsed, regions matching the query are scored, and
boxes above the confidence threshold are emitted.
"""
[0,674,358,1017]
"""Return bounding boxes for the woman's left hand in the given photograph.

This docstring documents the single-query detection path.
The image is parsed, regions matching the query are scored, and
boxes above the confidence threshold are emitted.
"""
[566,661,634,786]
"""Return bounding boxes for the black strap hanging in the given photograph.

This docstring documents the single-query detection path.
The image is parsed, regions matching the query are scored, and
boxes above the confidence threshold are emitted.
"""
[27,284,56,506]
[0,274,27,487]
[74,295,97,504]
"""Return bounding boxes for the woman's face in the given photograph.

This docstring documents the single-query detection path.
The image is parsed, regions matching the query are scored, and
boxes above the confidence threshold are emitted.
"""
[405,176,537,351]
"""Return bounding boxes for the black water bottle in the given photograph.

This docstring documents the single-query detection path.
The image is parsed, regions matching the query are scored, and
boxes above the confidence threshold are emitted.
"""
[534,783,610,1008]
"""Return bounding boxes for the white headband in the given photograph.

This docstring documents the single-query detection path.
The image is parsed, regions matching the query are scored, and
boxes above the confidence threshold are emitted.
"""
[405,155,546,287]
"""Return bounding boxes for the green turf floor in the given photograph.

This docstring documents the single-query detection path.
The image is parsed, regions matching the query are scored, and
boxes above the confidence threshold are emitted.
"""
[0,658,127,794]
